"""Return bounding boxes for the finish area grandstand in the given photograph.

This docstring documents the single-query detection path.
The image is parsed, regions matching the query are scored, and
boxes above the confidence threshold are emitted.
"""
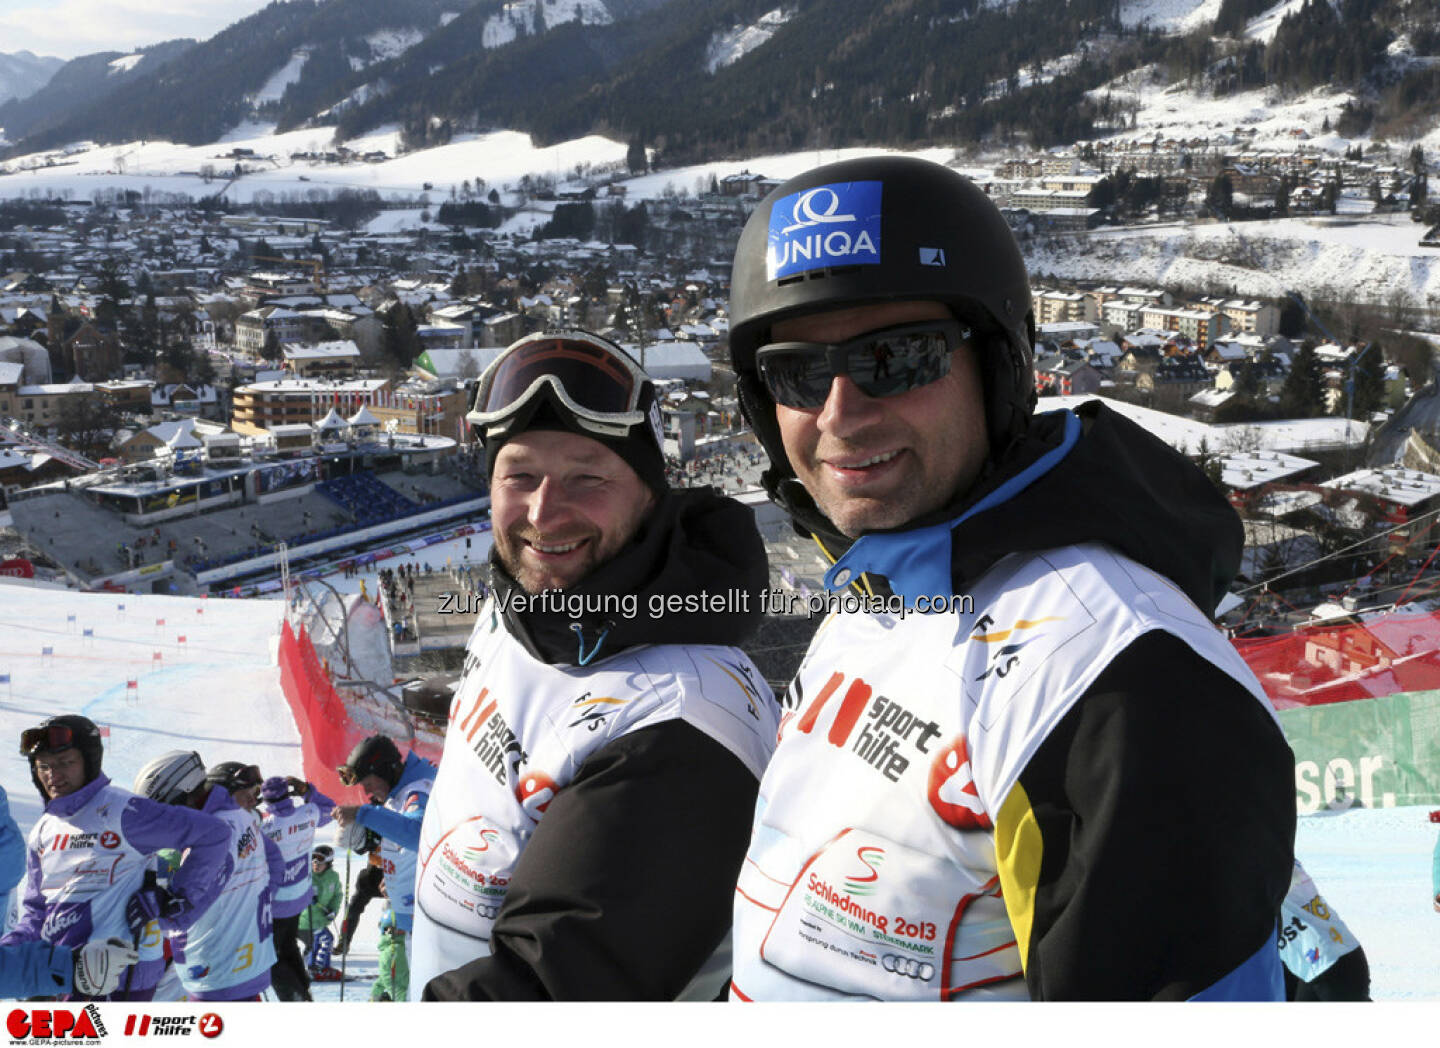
[6,434,488,594]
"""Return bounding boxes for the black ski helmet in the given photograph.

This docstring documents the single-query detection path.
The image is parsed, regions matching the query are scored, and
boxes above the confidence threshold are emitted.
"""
[204,761,262,794]
[341,735,403,791]
[312,845,334,866]
[729,155,1037,478]
[22,714,104,798]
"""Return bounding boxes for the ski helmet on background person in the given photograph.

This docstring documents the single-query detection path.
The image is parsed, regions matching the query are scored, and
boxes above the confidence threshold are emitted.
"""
[338,735,403,791]
[728,155,1037,481]
[20,714,104,797]
[465,329,668,497]
[312,845,334,867]
[260,775,290,803]
[204,760,263,794]
[134,750,207,806]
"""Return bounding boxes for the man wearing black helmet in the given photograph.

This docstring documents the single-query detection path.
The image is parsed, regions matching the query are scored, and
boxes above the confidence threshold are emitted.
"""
[205,761,263,814]
[410,329,777,1001]
[726,156,1294,1001]
[333,733,435,1003]
[1,717,231,1001]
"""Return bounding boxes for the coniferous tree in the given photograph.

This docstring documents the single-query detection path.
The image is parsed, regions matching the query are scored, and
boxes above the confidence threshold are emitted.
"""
[1350,343,1387,417]
[1279,344,1327,417]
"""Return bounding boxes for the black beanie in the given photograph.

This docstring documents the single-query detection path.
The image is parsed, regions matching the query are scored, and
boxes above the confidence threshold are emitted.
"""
[483,388,669,498]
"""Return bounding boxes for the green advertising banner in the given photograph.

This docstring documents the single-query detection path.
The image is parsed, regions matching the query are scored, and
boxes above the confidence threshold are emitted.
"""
[1278,689,1440,814]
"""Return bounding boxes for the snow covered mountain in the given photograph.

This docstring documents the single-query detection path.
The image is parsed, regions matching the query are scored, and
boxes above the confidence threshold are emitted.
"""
[0,50,63,107]
[2,0,1438,177]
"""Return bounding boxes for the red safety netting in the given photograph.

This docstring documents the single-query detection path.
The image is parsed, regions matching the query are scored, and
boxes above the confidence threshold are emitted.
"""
[1233,610,1440,709]
[276,620,440,800]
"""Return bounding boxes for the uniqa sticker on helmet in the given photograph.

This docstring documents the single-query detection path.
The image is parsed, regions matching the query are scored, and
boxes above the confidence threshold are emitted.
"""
[766,181,882,280]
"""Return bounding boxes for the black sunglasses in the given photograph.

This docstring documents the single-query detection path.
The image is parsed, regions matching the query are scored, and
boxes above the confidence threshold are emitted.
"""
[756,320,970,409]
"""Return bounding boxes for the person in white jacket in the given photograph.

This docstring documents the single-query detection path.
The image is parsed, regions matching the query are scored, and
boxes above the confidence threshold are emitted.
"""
[725,156,1294,1001]
[411,330,779,1000]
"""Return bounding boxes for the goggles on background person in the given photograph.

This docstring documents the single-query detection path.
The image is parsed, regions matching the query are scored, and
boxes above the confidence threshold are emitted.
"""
[20,723,77,756]
[467,330,654,440]
[215,763,262,790]
[755,320,971,409]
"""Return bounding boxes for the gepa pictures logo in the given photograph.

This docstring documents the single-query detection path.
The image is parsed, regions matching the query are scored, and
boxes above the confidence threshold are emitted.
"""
[767,181,882,279]
[7,1005,106,1042]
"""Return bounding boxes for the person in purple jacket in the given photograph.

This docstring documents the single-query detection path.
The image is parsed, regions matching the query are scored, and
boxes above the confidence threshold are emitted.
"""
[1,716,231,1001]
[259,774,335,1002]
[1,781,137,999]
[133,751,287,1002]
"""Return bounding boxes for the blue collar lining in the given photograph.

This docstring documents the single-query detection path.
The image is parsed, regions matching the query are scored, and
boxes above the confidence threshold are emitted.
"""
[821,409,1082,602]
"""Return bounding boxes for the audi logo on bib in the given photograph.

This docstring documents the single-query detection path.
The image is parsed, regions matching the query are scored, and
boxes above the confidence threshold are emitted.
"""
[882,954,935,980]
[927,736,992,831]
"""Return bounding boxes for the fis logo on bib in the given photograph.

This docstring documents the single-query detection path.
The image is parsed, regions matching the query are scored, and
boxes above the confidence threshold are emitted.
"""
[767,181,882,279]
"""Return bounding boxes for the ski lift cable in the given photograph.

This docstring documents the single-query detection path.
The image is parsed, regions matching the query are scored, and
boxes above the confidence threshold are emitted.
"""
[1232,502,1440,596]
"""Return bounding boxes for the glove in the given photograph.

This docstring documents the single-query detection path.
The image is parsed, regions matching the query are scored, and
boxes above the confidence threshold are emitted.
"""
[338,817,371,853]
[287,776,309,796]
[126,886,186,933]
[72,938,139,997]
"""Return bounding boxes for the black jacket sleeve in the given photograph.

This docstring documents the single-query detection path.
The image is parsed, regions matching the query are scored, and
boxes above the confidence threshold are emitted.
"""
[1010,629,1295,1000]
[422,719,760,1001]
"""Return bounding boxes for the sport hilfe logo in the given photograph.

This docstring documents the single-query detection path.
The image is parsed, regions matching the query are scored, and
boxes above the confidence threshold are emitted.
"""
[120,1014,221,1038]
[123,1015,200,1037]
[767,181,883,280]
[6,1005,106,1041]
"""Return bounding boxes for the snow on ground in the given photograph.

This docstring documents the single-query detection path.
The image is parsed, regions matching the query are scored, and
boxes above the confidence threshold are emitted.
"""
[0,584,293,835]
[1088,75,1354,151]
[0,582,385,986]
[482,0,612,50]
[1027,212,1440,308]
[705,6,794,74]
[0,125,628,206]
[1246,0,1309,43]
[1048,394,1367,454]
[1295,805,1439,1000]
[620,144,957,200]
[107,54,145,77]
[1119,0,1219,31]
[363,27,426,65]
[252,50,309,105]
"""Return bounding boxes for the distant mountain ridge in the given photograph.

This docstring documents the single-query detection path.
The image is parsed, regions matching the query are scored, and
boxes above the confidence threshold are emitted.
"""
[2,0,1438,164]
[0,51,64,109]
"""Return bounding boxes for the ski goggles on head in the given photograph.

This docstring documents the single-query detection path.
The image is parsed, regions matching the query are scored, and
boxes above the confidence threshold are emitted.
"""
[336,763,364,787]
[467,331,652,439]
[20,723,78,756]
[755,320,971,409]
[217,764,263,790]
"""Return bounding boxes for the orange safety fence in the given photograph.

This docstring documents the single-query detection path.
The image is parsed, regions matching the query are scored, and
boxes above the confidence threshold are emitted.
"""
[1233,610,1440,709]
[277,620,441,801]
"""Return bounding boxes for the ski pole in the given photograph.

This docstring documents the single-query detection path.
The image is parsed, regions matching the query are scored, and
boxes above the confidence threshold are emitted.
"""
[338,845,352,1002]
[120,869,158,999]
